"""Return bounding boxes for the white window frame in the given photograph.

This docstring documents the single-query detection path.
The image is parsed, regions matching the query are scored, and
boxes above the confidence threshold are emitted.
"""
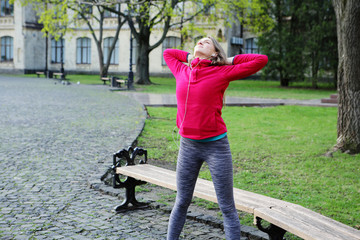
[51,38,65,63]
[76,37,91,64]
[103,37,119,65]
[0,36,13,61]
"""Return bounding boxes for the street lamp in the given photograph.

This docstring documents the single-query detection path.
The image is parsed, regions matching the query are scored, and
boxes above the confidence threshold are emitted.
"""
[128,33,134,90]
[124,5,138,90]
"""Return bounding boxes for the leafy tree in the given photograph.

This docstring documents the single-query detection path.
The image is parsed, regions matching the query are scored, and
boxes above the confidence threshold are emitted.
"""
[301,0,337,88]
[257,0,337,87]
[222,0,275,33]
[103,0,272,85]
[104,0,218,85]
[122,0,178,85]
[332,0,360,154]
[257,0,297,86]
[71,1,126,77]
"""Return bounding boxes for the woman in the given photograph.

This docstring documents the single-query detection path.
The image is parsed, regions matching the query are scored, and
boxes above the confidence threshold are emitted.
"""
[163,36,268,240]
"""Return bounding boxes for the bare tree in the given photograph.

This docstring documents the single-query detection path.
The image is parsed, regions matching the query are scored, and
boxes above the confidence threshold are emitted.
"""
[71,2,126,77]
[104,0,216,85]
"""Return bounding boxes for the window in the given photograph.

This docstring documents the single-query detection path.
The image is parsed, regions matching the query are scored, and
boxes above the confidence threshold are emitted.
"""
[1,36,13,61]
[0,0,13,16]
[162,36,181,65]
[103,37,119,64]
[51,38,65,63]
[76,37,91,64]
[245,38,259,54]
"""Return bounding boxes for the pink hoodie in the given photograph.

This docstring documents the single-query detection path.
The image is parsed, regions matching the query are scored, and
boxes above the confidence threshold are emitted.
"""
[163,49,268,140]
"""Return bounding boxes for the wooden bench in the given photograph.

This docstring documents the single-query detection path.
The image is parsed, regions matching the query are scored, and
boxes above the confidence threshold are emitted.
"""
[115,78,127,88]
[111,147,360,240]
[36,71,45,78]
[101,76,127,88]
[53,72,65,79]
[52,72,70,85]
[101,77,111,85]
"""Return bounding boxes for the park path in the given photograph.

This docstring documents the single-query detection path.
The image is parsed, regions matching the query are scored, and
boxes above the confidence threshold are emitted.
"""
[0,76,227,240]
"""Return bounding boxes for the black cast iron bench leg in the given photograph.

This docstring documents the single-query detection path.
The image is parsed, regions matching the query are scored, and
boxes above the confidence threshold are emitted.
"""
[256,217,287,240]
[112,147,149,213]
[114,176,148,212]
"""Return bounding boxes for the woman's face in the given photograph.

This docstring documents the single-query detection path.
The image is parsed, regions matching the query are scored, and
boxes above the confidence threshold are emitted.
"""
[194,37,216,59]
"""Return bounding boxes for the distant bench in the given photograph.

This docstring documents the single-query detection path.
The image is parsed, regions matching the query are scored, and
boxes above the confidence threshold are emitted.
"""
[111,147,360,240]
[53,72,65,79]
[52,72,70,84]
[115,78,127,88]
[36,72,45,78]
[101,77,111,85]
[101,76,127,88]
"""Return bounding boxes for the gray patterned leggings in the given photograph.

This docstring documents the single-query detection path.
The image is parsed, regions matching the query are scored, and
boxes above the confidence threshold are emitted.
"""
[167,136,241,240]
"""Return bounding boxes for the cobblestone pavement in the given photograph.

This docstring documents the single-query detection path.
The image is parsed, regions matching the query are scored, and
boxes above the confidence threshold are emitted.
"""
[0,76,235,240]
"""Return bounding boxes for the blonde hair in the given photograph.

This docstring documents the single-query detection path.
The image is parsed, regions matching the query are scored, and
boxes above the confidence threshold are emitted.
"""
[207,36,227,107]
[207,36,227,66]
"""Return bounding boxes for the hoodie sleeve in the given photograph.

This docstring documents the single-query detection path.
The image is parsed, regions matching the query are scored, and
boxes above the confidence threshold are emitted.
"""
[163,49,190,76]
[223,54,268,81]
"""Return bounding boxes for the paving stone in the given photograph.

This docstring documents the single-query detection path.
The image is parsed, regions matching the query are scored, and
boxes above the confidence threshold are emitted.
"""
[0,76,268,240]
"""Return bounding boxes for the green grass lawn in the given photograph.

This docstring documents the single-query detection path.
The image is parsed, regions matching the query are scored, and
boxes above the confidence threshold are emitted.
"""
[23,73,113,85]
[137,106,360,235]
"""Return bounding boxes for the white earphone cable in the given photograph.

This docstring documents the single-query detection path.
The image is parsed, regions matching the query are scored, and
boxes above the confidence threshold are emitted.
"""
[172,60,202,148]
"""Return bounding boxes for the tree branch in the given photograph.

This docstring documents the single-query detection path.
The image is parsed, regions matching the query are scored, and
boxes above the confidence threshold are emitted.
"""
[75,0,148,6]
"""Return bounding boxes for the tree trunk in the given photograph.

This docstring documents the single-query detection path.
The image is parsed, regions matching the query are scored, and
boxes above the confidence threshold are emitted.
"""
[333,0,360,154]
[136,41,151,85]
[280,77,289,87]
[312,51,319,89]
[277,0,287,87]
[96,41,105,77]
[134,11,152,85]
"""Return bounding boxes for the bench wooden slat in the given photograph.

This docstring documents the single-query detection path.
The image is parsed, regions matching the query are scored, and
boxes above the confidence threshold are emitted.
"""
[116,164,291,213]
[194,179,288,213]
[117,164,177,190]
[233,190,286,213]
[286,205,360,240]
[117,164,221,205]
[255,206,360,240]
